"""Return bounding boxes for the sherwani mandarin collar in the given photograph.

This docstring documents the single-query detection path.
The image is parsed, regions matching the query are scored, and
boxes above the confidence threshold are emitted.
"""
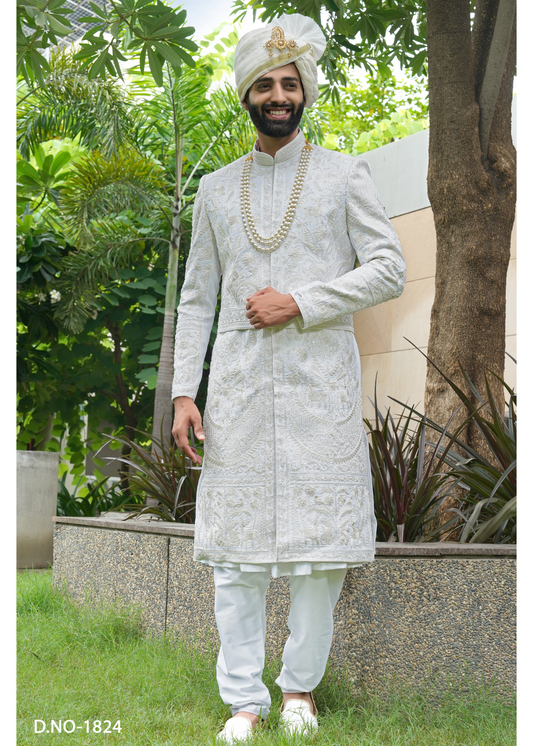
[252,129,306,167]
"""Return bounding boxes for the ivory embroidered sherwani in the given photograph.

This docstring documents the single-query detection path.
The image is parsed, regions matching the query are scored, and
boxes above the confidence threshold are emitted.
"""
[172,130,406,568]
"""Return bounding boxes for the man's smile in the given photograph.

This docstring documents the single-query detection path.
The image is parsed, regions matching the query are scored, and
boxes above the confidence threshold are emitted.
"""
[264,107,292,120]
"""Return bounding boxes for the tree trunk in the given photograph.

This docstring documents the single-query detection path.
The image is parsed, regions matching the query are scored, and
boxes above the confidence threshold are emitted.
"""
[105,319,140,495]
[151,68,183,455]
[424,0,516,528]
[151,198,180,449]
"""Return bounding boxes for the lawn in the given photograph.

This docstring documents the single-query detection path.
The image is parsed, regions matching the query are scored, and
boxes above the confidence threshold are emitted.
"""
[18,569,515,746]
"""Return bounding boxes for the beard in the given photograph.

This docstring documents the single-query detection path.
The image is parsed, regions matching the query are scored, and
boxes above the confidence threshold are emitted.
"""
[247,100,305,138]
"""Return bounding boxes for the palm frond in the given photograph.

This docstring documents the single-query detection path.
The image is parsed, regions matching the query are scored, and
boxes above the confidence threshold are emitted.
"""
[54,216,168,333]
[60,147,167,244]
[17,47,134,160]
[201,84,256,170]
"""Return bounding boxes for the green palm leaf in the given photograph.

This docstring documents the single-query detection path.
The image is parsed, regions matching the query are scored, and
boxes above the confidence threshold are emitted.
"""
[60,146,166,244]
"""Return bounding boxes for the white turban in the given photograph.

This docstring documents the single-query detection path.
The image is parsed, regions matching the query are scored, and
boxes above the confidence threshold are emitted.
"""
[234,13,327,108]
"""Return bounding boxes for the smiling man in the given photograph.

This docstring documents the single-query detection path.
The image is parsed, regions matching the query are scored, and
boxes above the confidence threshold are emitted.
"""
[171,13,406,744]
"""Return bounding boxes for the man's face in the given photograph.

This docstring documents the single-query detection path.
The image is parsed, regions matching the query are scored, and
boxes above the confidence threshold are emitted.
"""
[243,63,305,138]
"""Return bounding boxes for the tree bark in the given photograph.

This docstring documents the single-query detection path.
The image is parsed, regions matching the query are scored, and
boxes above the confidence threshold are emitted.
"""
[150,198,180,450]
[106,318,140,495]
[151,66,183,455]
[424,0,516,527]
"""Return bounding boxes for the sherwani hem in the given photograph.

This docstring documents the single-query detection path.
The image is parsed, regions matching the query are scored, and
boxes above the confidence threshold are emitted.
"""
[199,559,364,577]
[194,547,375,564]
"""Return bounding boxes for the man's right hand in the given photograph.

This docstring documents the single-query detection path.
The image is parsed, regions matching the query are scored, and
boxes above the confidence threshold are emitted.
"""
[172,396,205,465]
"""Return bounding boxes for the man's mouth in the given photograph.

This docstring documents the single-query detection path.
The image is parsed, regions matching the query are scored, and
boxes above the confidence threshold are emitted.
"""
[264,107,292,121]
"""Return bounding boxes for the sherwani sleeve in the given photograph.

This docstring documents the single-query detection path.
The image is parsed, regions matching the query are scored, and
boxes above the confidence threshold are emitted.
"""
[171,177,222,401]
[289,157,406,329]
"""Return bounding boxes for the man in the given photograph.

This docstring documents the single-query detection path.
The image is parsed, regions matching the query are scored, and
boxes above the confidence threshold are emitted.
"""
[171,12,406,744]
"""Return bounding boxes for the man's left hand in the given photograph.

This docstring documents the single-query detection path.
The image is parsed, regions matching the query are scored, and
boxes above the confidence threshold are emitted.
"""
[245,287,301,329]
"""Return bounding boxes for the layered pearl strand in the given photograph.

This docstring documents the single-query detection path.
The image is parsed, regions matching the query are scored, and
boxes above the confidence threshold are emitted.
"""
[241,140,313,253]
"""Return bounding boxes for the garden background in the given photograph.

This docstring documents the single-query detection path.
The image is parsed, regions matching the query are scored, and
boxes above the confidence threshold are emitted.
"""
[12,0,527,742]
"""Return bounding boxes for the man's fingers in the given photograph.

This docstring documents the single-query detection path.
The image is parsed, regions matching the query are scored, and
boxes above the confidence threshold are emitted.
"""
[190,412,205,441]
[246,287,270,301]
[172,397,204,464]
[174,426,202,463]
[182,443,202,465]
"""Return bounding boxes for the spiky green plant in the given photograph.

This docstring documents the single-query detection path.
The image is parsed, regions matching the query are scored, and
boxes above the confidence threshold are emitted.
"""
[390,348,517,544]
[103,426,201,522]
[365,380,458,542]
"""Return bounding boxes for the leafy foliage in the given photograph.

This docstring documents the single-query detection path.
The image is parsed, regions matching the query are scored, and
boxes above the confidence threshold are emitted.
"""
[17,143,74,217]
[56,473,141,517]
[17,48,135,160]
[17,0,75,86]
[365,382,455,543]
[60,146,166,243]
[319,71,428,153]
[231,0,428,102]
[350,109,428,154]
[17,0,198,86]
[391,350,517,545]
[104,427,201,522]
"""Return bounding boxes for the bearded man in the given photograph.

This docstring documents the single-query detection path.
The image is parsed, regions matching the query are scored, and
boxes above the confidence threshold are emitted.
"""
[171,13,406,744]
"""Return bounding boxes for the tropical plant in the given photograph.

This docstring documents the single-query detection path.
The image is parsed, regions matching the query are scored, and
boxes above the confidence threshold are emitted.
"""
[17,0,198,87]
[17,47,134,160]
[446,375,516,544]
[318,70,429,154]
[16,23,236,488]
[103,426,201,522]
[17,143,74,217]
[390,349,517,544]
[56,472,141,517]
[365,380,457,543]
[16,229,171,490]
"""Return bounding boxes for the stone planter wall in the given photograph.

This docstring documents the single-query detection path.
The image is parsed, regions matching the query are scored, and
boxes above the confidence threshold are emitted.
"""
[52,516,516,700]
[17,451,59,568]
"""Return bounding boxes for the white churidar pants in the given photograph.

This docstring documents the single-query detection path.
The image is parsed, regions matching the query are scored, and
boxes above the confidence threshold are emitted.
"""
[213,565,347,719]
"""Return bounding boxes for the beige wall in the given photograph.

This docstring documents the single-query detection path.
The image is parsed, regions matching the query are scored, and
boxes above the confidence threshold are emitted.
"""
[353,207,517,420]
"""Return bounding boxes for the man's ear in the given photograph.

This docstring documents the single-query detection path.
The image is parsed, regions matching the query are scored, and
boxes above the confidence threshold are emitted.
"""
[242,99,249,111]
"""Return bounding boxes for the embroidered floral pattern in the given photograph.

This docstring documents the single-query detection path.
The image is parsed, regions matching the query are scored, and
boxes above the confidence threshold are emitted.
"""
[172,132,406,564]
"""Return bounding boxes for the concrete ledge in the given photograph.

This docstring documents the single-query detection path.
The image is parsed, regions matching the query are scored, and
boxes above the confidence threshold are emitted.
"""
[52,516,516,556]
[53,515,195,538]
[53,520,516,700]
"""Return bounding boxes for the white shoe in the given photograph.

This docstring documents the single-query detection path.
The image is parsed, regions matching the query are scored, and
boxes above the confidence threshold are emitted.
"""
[216,716,254,744]
[280,698,319,735]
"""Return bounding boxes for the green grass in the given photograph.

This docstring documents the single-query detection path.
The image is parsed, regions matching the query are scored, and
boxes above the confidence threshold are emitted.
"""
[18,570,515,746]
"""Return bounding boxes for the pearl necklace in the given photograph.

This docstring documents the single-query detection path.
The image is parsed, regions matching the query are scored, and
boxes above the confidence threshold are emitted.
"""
[241,140,313,253]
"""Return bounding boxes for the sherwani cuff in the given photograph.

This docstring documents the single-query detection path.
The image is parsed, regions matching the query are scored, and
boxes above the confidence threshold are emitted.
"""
[289,286,320,330]
[171,387,198,401]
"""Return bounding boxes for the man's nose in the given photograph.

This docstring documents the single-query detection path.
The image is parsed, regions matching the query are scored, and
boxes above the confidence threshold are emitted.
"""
[269,82,288,103]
